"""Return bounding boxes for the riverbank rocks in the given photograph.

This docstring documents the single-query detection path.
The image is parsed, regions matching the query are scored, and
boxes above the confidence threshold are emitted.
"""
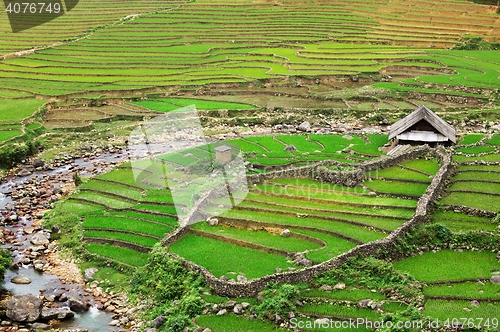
[17,169,32,177]
[40,307,74,320]
[31,322,52,330]
[10,276,31,284]
[84,268,98,281]
[298,121,311,132]
[68,293,89,312]
[30,232,49,246]
[6,294,42,322]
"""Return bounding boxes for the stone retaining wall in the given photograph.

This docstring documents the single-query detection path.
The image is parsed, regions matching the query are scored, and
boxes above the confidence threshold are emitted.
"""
[160,147,453,297]
[246,145,431,188]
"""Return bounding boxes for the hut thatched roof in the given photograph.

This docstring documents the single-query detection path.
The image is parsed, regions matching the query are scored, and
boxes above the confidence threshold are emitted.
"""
[389,105,456,143]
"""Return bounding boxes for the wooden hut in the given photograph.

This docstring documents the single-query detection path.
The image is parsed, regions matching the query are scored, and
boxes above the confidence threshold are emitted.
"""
[215,145,232,163]
[389,105,456,146]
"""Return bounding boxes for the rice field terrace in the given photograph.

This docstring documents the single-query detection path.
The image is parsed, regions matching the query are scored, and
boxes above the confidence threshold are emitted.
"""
[394,250,500,327]
[166,142,439,281]
[441,133,500,212]
[53,131,445,273]
[2,0,499,330]
[227,133,388,168]
[0,0,499,108]
[58,161,180,266]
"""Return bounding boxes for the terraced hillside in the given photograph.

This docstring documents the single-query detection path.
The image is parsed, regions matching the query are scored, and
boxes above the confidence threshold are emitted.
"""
[55,161,179,266]
[170,176,419,280]
[0,0,499,101]
[442,134,500,212]
[228,133,388,168]
[394,250,500,327]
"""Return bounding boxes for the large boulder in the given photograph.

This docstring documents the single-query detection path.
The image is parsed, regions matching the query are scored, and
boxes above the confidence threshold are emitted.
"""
[297,121,311,132]
[6,294,42,322]
[30,232,49,246]
[84,268,98,281]
[33,159,45,168]
[41,307,74,320]
[17,169,32,177]
[67,292,89,312]
[10,276,31,284]
[490,276,500,285]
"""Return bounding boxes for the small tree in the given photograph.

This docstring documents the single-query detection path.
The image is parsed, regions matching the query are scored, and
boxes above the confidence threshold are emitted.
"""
[72,172,82,186]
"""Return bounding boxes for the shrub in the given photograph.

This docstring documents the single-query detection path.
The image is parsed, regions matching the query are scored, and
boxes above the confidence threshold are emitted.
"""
[255,283,299,319]
[130,245,205,331]
[73,172,82,186]
[395,223,452,253]
[0,249,12,286]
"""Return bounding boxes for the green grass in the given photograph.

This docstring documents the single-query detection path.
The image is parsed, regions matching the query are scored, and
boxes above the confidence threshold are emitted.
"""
[370,166,432,182]
[299,302,381,320]
[424,281,500,299]
[85,243,149,267]
[459,134,485,145]
[452,171,500,183]
[238,200,406,231]
[458,165,500,172]
[0,98,45,123]
[84,230,159,248]
[486,135,500,146]
[453,153,500,163]
[400,159,440,175]
[80,180,144,201]
[83,210,178,227]
[448,181,500,195]
[132,98,255,112]
[61,200,102,214]
[423,300,500,325]
[168,233,295,280]
[243,191,415,219]
[132,203,177,215]
[364,179,428,197]
[256,182,417,208]
[432,218,497,233]
[97,167,153,188]
[293,229,357,262]
[191,222,321,253]
[221,209,387,243]
[455,146,496,154]
[196,314,287,332]
[441,192,500,212]
[82,215,171,237]
[393,250,500,282]
[73,191,134,209]
[0,129,23,141]
[349,134,388,155]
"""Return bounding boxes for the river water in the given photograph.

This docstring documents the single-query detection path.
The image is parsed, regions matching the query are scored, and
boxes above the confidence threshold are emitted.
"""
[0,150,133,331]
[0,140,203,330]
